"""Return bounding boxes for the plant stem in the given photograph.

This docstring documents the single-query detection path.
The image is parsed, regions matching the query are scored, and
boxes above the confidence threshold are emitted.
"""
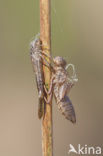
[40,0,53,156]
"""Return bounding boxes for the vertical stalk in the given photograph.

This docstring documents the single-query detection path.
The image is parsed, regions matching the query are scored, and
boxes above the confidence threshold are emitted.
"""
[40,0,53,156]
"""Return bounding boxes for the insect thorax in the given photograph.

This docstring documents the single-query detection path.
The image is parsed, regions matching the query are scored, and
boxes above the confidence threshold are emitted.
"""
[53,67,68,84]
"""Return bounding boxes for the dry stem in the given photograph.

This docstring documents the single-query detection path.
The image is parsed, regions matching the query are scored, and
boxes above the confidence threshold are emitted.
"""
[40,0,53,156]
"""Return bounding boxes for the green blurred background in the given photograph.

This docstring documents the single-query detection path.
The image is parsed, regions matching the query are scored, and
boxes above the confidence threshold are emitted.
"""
[0,0,103,156]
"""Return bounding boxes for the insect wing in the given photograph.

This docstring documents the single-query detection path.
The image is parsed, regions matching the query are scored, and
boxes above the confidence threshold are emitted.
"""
[30,37,44,119]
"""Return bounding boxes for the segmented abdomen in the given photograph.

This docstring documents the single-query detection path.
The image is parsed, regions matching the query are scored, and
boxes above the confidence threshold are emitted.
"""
[58,96,76,123]
[54,85,76,123]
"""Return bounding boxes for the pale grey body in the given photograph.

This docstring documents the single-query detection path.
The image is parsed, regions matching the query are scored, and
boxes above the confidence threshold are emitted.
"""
[30,37,44,118]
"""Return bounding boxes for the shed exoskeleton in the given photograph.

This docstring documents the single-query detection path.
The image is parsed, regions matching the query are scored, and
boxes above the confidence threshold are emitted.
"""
[30,35,78,123]
[43,56,78,123]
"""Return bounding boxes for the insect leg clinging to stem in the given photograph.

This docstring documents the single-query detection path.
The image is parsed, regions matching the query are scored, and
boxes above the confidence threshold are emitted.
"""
[30,35,78,123]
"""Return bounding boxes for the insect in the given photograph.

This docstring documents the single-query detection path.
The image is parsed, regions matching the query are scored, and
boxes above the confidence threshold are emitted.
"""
[30,35,78,123]
[44,56,78,123]
[30,36,45,119]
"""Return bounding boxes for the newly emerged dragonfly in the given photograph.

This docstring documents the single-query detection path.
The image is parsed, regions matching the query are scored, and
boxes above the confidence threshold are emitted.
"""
[30,35,78,123]
[30,36,45,119]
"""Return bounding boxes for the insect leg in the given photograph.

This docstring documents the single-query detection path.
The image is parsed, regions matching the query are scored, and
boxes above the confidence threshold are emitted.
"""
[39,53,54,72]
[44,92,53,104]
[43,75,54,104]
[41,51,51,59]
[44,75,54,94]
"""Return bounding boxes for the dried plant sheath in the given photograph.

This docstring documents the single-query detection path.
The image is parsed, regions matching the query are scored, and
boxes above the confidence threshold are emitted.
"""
[30,37,44,119]
[40,0,53,156]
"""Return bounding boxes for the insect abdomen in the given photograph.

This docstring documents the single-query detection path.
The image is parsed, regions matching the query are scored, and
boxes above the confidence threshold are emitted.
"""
[38,98,44,119]
[57,96,76,123]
